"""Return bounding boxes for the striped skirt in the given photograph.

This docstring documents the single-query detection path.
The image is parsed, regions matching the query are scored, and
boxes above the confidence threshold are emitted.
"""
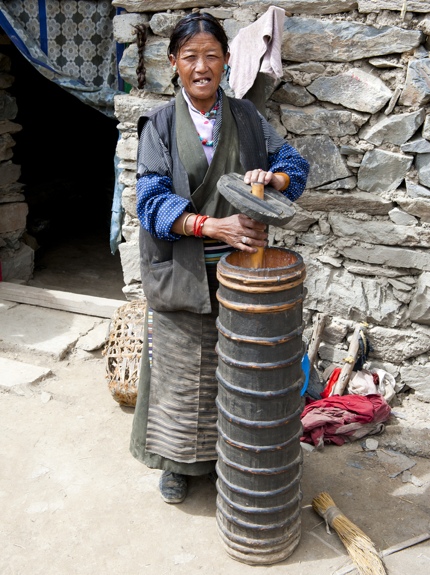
[130,241,232,471]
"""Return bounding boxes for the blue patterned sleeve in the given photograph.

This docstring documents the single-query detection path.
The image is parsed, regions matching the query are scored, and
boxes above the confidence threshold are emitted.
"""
[257,112,309,201]
[268,143,310,202]
[136,175,191,240]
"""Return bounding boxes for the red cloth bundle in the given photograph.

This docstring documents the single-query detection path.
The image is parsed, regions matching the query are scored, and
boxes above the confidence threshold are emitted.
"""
[300,394,391,448]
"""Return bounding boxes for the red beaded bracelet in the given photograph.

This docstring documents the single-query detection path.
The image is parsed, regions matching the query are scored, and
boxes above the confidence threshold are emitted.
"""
[191,214,210,237]
[193,214,202,237]
[196,215,210,238]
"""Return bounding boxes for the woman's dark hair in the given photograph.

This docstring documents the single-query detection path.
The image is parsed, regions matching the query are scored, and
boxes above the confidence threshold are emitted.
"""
[168,12,229,57]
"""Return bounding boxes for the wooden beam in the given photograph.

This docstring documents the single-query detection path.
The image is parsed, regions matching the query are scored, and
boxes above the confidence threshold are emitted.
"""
[0,281,126,319]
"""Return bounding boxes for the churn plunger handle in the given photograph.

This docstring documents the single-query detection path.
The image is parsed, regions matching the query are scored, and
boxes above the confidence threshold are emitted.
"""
[250,182,265,268]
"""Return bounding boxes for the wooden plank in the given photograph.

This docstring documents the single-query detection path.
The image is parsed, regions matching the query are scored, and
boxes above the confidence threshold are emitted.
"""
[0,282,127,318]
[331,322,367,396]
[307,312,328,370]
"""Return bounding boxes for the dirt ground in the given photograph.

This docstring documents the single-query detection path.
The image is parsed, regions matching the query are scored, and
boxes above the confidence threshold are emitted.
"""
[1,340,430,575]
[1,234,430,575]
[26,228,126,302]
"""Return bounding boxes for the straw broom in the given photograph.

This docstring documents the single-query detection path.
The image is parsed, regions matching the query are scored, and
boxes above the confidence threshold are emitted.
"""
[312,492,387,575]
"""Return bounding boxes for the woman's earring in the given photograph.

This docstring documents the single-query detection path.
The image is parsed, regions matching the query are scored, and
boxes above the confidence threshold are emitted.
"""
[172,65,177,73]
[223,64,228,72]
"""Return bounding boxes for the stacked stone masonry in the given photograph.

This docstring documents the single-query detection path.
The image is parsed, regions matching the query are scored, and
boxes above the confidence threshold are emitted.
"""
[111,0,430,401]
[0,47,31,283]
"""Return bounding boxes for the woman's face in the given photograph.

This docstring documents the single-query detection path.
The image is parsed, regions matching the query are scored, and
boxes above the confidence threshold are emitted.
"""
[169,32,229,113]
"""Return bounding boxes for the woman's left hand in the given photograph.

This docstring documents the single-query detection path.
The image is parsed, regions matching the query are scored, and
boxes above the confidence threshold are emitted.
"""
[201,213,267,253]
[244,169,286,192]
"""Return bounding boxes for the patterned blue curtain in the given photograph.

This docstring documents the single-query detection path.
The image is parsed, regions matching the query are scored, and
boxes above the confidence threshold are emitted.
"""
[0,0,123,118]
[0,0,127,252]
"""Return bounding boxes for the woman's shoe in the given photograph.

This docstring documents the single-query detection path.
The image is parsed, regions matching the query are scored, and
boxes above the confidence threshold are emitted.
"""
[159,471,188,504]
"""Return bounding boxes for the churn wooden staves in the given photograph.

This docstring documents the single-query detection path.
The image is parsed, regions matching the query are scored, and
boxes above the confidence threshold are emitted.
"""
[215,246,306,565]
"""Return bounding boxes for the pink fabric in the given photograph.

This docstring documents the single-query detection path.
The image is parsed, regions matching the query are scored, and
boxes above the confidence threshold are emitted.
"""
[300,394,392,447]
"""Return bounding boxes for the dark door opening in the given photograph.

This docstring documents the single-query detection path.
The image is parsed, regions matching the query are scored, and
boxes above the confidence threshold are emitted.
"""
[4,38,125,301]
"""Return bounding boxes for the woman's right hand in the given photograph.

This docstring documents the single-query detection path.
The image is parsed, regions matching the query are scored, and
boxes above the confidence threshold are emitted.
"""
[203,213,268,253]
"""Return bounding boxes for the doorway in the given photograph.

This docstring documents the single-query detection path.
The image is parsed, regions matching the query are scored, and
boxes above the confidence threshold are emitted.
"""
[5,40,125,301]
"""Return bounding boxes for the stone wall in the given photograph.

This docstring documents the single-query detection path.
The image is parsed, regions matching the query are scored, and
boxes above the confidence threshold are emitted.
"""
[111,0,430,401]
[0,37,31,283]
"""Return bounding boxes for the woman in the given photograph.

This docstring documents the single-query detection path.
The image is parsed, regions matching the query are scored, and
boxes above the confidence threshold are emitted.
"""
[130,12,309,504]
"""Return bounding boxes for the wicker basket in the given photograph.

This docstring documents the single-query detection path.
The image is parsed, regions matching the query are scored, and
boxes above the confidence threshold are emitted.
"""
[102,299,147,407]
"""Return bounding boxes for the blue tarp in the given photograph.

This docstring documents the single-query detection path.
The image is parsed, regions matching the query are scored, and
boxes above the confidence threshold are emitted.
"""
[111,148,125,255]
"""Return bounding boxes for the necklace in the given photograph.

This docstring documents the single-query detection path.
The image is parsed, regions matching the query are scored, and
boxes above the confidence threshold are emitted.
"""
[199,135,214,146]
[200,102,219,119]
[197,101,219,146]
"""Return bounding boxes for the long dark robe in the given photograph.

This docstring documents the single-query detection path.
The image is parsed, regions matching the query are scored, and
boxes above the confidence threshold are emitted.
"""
[130,91,268,474]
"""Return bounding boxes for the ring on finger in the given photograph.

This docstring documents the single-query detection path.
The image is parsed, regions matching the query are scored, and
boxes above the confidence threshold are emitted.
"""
[242,236,248,245]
